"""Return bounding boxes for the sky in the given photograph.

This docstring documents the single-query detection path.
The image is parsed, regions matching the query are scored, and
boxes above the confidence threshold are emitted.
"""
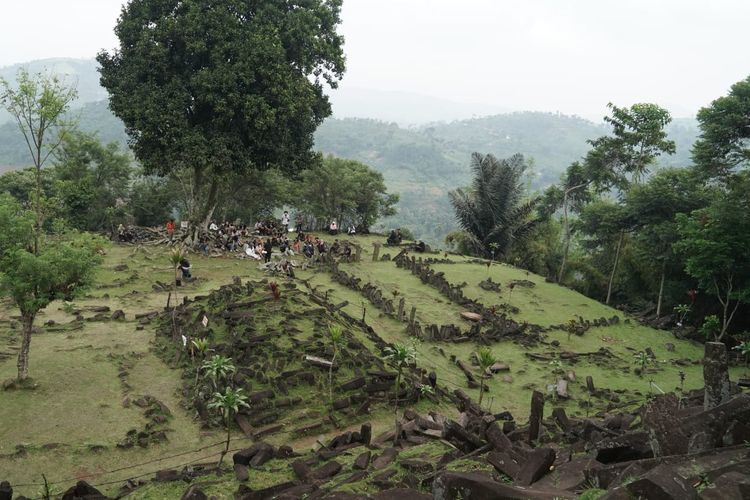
[0,0,747,120]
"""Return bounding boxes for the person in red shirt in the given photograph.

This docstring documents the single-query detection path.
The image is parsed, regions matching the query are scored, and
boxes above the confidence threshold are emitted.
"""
[166,219,176,241]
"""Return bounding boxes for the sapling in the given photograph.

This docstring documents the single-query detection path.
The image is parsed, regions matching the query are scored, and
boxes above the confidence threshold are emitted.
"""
[633,351,653,376]
[476,348,497,406]
[208,387,249,468]
[201,354,236,391]
[384,343,417,443]
[327,323,346,412]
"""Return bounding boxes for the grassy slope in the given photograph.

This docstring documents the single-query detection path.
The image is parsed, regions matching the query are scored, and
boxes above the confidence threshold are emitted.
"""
[0,236,742,498]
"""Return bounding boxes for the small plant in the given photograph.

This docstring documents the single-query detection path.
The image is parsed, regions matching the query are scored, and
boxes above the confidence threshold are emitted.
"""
[700,315,721,341]
[476,348,497,406]
[633,351,654,376]
[674,303,691,327]
[733,340,750,369]
[507,282,516,303]
[565,318,578,341]
[417,383,435,401]
[269,281,281,300]
[170,247,186,285]
[208,387,250,467]
[201,355,236,390]
[61,302,76,315]
[549,359,564,374]
[384,343,417,405]
[327,323,346,411]
[191,338,213,386]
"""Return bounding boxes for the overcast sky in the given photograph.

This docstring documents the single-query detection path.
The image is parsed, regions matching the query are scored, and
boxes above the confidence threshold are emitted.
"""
[0,0,746,119]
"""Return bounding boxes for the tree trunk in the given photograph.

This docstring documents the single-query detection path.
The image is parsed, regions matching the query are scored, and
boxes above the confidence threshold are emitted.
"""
[656,260,666,318]
[479,377,485,406]
[17,313,35,381]
[557,192,570,283]
[605,231,624,305]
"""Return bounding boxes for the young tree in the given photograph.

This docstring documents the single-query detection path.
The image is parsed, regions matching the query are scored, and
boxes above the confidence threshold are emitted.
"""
[98,0,346,241]
[384,343,417,444]
[0,69,78,254]
[208,386,249,468]
[53,132,132,232]
[449,153,540,259]
[476,348,497,406]
[327,323,346,411]
[0,195,103,381]
[201,355,236,391]
[580,103,675,303]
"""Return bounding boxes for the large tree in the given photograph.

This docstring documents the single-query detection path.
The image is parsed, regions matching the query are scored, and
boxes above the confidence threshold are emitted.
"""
[53,131,133,232]
[582,103,675,303]
[449,153,539,259]
[674,172,750,340]
[693,75,750,179]
[97,0,345,239]
[299,156,398,232]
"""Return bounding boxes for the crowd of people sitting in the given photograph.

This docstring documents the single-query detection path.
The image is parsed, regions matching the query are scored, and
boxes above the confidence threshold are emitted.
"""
[193,214,358,268]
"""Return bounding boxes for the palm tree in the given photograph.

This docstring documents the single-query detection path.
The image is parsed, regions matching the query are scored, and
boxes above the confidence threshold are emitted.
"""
[476,348,497,406]
[328,323,346,411]
[202,355,236,390]
[449,153,540,259]
[208,387,250,467]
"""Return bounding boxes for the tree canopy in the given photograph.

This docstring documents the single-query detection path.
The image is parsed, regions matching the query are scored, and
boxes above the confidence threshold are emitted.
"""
[97,0,346,233]
[693,75,750,179]
[449,153,539,258]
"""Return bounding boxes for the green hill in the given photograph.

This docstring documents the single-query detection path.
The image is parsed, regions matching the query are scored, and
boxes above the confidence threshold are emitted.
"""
[0,236,736,498]
[0,59,700,242]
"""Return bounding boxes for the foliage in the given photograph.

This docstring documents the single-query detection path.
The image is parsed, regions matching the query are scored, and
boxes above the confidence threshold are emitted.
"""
[449,153,539,258]
[633,351,654,375]
[208,386,250,467]
[700,315,721,341]
[128,173,175,227]
[693,75,750,179]
[201,355,236,390]
[733,340,750,366]
[0,194,103,380]
[476,348,497,406]
[97,0,346,231]
[384,343,417,406]
[327,323,346,410]
[675,173,750,339]
[298,156,398,231]
[52,131,132,231]
[0,68,78,253]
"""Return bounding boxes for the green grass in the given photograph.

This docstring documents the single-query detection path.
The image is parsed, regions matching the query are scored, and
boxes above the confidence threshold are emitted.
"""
[0,236,744,498]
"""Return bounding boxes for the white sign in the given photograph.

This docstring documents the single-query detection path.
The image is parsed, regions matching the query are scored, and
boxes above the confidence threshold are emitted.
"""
[181,335,187,347]
[180,221,189,229]
[202,316,209,328]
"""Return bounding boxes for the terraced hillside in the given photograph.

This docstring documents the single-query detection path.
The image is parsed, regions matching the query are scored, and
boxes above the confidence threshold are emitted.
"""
[0,235,740,498]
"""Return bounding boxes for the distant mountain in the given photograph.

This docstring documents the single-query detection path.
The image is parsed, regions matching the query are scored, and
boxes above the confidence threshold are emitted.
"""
[328,86,509,126]
[0,58,106,124]
[0,58,702,243]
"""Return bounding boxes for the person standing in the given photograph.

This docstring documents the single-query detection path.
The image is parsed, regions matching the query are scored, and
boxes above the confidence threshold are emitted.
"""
[263,238,273,263]
[166,219,176,241]
[281,211,290,233]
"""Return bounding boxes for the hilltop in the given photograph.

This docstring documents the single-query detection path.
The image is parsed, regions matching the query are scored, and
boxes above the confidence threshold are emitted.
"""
[1,234,739,498]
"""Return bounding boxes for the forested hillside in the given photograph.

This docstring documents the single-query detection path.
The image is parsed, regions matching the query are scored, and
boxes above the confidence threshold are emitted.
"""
[0,60,698,242]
